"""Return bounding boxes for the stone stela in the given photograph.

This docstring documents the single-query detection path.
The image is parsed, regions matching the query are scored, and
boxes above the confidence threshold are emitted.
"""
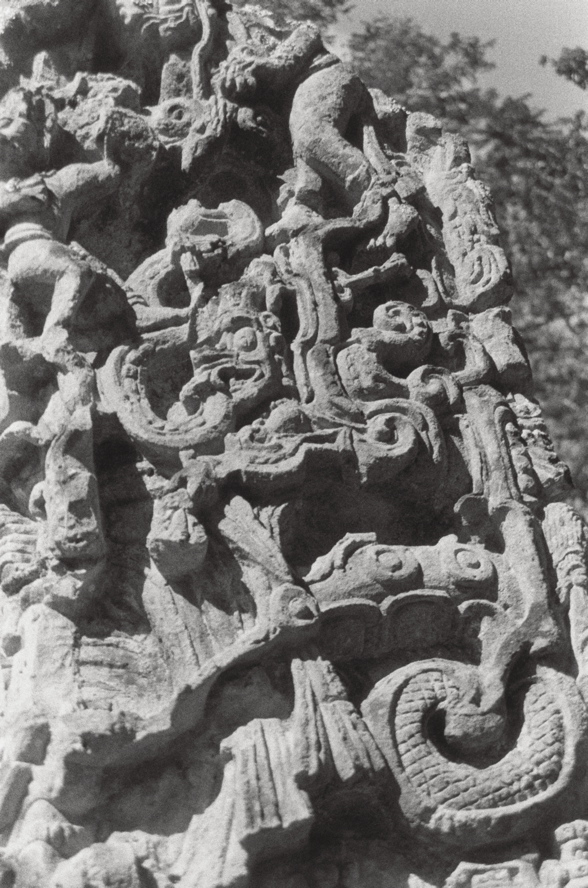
[0,2,584,887]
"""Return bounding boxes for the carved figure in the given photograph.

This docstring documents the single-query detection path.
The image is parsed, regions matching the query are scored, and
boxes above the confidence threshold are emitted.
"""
[336,300,433,404]
[125,197,264,332]
[0,88,120,380]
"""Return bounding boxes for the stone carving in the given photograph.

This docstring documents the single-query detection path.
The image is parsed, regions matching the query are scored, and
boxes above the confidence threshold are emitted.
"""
[0,3,585,887]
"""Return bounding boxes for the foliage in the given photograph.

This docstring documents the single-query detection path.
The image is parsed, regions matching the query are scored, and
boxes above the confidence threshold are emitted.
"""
[540,46,588,90]
[349,17,588,512]
[348,17,497,125]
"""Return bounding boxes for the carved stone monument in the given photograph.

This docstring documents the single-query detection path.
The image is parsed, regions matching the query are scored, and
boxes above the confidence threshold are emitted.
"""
[0,2,586,886]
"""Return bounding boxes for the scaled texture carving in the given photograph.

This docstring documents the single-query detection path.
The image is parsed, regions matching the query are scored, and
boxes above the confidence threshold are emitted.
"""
[0,3,585,887]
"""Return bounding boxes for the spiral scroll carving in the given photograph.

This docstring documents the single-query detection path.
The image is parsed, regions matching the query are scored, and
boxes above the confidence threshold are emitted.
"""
[364,661,588,846]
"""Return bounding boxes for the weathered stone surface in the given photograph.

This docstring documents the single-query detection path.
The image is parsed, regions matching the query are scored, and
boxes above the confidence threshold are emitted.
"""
[0,2,585,886]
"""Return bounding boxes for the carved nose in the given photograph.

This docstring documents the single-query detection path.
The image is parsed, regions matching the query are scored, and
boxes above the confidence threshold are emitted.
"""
[170,508,191,541]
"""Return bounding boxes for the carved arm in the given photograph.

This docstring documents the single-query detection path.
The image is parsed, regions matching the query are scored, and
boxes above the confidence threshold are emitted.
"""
[46,160,121,225]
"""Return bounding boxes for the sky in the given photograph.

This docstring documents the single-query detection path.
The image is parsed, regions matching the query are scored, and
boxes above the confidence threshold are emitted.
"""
[333,0,588,118]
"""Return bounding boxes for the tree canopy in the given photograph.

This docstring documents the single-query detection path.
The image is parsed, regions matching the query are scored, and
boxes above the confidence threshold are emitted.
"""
[541,46,588,90]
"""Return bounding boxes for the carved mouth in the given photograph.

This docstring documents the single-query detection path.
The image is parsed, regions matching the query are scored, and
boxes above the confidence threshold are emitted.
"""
[192,353,264,394]
[211,364,262,393]
[170,360,263,424]
[54,529,104,561]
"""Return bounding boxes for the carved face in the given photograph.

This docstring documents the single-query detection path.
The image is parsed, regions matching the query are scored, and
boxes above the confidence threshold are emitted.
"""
[0,94,41,178]
[187,298,286,418]
[371,301,432,368]
[148,97,194,146]
[39,429,105,565]
[42,469,104,564]
[147,489,208,580]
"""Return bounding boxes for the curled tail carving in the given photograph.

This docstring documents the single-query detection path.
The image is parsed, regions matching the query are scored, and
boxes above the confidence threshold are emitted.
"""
[363,660,588,847]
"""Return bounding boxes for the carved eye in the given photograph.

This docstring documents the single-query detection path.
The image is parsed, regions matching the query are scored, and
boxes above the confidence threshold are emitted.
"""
[440,540,496,590]
[455,548,482,572]
[374,545,421,586]
[168,105,186,121]
[233,327,257,352]
[369,416,398,443]
[377,550,404,572]
[383,306,410,331]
